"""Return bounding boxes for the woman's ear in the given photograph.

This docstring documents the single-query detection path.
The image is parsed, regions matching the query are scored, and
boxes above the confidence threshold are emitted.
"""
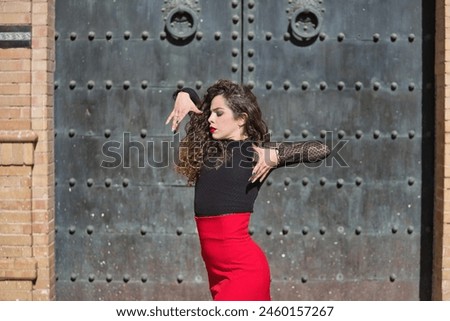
[238,113,248,127]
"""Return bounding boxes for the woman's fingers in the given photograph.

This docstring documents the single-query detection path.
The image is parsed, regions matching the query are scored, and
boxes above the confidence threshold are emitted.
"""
[171,111,186,131]
[250,166,271,183]
[165,112,178,128]
[164,112,180,132]
[164,112,174,125]
[250,146,267,182]
[165,92,203,132]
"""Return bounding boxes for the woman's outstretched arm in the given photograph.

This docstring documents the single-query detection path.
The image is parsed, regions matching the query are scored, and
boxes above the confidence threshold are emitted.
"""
[250,140,330,183]
[275,140,330,165]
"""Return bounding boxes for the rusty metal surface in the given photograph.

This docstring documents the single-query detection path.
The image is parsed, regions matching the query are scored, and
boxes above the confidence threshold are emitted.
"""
[55,0,434,300]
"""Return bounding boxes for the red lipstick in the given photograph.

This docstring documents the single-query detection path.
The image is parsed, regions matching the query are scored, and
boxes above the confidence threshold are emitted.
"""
[209,127,216,133]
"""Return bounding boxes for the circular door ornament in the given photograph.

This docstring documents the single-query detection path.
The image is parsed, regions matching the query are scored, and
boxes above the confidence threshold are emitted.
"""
[165,5,199,40]
[287,0,325,42]
[290,6,323,41]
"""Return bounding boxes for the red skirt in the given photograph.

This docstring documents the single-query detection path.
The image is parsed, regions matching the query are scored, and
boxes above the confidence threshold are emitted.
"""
[195,212,271,301]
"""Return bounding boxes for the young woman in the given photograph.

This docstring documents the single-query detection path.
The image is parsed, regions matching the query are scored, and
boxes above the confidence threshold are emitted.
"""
[166,80,330,301]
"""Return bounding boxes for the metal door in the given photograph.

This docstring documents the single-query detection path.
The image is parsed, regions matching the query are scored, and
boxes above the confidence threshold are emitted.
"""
[55,0,434,300]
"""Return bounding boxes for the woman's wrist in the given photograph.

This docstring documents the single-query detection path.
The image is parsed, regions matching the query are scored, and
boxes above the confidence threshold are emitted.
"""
[275,144,283,165]
[172,87,201,105]
[267,147,280,167]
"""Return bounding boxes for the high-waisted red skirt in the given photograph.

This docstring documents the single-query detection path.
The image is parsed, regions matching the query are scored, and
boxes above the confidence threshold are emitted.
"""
[195,212,271,301]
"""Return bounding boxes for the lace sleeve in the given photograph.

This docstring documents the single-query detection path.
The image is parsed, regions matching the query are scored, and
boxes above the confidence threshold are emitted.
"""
[274,140,330,165]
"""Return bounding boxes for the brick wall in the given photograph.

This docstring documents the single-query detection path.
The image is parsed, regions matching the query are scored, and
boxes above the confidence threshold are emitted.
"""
[0,0,55,300]
[434,0,450,301]
[0,131,37,300]
[30,0,55,301]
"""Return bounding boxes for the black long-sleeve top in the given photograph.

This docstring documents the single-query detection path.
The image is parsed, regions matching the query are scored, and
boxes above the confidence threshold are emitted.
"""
[194,140,329,216]
[173,88,330,216]
[195,140,257,216]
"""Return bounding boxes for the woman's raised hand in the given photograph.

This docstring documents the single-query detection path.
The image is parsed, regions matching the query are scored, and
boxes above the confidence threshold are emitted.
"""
[165,92,202,132]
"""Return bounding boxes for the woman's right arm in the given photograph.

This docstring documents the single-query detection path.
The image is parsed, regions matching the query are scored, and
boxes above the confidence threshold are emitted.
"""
[165,88,202,132]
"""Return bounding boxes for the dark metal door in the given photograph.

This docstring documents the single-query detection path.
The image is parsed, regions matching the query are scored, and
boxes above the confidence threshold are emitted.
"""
[55,0,434,300]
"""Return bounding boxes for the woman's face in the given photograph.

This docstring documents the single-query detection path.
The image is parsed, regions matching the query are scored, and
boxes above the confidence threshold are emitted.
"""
[208,95,246,141]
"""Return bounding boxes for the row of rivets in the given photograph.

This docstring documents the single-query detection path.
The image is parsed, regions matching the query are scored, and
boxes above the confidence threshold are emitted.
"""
[57,30,211,42]
[56,80,140,90]
[60,272,402,284]
[56,31,155,41]
[57,225,188,236]
[56,31,416,43]
[319,274,402,283]
[317,129,416,140]
[60,176,416,190]
[62,273,184,283]
[265,176,416,187]
[284,32,414,43]
[269,32,414,42]
[256,225,413,236]
[246,0,256,82]
[55,80,207,90]
[235,81,429,90]
[263,80,416,92]
[275,274,402,284]
[56,224,415,236]
[61,128,416,140]
[230,0,240,76]
[391,225,415,234]
[60,178,131,188]
[55,80,417,92]
[61,177,416,188]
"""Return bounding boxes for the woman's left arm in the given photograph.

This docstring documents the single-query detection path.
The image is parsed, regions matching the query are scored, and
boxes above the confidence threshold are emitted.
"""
[250,141,330,183]
[276,140,330,165]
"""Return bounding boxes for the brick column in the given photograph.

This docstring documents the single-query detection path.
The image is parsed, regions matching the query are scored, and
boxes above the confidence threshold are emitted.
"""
[0,130,37,300]
[30,0,55,301]
[434,0,450,300]
[0,0,55,300]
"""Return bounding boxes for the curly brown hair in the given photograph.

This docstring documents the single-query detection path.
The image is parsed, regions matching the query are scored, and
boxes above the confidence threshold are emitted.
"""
[175,80,269,185]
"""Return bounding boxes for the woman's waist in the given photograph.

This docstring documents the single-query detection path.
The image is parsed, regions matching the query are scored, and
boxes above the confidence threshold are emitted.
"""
[195,212,252,240]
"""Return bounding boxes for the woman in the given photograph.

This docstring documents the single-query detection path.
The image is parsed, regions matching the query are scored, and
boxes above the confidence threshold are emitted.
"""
[166,80,330,301]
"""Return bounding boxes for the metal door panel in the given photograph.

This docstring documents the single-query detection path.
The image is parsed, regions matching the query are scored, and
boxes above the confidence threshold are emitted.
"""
[244,0,432,300]
[56,235,209,300]
[55,0,434,300]
[56,184,197,234]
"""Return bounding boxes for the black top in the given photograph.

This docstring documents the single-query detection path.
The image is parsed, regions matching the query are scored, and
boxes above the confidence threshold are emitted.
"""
[195,140,262,216]
[173,88,331,216]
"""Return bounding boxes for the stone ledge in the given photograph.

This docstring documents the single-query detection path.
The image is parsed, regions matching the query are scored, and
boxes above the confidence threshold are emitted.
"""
[0,130,37,165]
[0,258,37,282]
[0,130,38,144]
